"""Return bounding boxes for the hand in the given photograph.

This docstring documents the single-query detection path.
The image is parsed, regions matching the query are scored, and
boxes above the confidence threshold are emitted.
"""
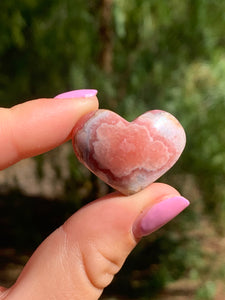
[0,90,189,300]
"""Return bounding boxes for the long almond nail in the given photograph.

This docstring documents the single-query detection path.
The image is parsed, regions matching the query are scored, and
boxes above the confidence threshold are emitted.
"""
[55,89,98,99]
[133,196,190,238]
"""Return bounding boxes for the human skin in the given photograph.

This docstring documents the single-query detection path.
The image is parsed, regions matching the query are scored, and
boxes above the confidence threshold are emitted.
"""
[0,91,189,300]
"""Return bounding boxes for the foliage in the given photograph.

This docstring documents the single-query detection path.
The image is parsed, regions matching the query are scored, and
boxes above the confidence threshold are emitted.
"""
[195,281,216,300]
[0,0,99,105]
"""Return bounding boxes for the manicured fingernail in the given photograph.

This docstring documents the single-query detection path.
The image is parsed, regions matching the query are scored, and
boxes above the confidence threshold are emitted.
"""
[133,196,190,238]
[55,89,98,99]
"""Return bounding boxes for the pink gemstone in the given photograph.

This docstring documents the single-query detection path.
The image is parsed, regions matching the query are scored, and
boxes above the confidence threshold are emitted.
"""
[72,110,186,195]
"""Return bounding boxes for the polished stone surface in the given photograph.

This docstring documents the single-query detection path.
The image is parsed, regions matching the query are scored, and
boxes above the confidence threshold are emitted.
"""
[73,109,186,195]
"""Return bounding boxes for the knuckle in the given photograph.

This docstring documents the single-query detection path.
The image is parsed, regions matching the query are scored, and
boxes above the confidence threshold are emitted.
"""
[80,242,121,290]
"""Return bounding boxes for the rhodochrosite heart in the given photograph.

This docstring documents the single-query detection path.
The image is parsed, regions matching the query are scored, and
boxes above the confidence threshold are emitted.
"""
[72,109,186,195]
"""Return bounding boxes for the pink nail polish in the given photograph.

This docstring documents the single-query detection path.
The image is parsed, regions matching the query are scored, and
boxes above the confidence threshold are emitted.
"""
[55,89,98,99]
[133,196,190,238]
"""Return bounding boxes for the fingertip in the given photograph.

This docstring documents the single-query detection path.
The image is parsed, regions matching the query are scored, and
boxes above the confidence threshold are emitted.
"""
[0,95,99,169]
[54,89,98,99]
[133,195,190,238]
[128,182,181,205]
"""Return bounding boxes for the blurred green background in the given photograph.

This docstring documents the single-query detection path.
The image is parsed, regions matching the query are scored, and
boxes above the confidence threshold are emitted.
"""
[1,0,225,299]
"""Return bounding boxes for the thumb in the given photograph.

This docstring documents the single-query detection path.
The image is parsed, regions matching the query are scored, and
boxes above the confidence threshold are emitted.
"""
[4,183,189,300]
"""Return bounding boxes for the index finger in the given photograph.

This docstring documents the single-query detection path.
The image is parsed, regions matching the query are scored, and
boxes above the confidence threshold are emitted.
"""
[0,90,98,170]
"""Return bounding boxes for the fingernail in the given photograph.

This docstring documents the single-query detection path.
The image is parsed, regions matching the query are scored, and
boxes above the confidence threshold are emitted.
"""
[54,89,98,99]
[133,196,190,238]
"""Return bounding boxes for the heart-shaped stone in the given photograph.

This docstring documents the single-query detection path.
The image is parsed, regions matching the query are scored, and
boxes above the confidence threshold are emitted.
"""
[72,109,186,195]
